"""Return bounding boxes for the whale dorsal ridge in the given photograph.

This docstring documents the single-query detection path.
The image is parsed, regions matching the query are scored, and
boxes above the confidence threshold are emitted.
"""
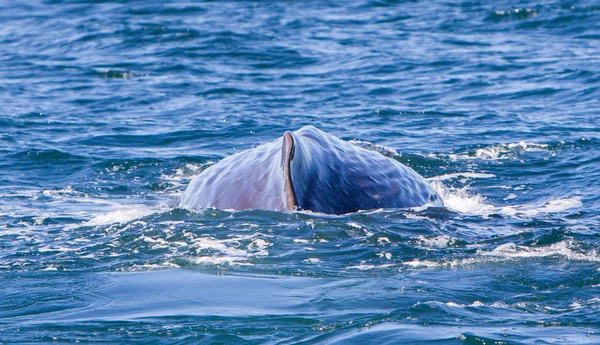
[282,131,297,211]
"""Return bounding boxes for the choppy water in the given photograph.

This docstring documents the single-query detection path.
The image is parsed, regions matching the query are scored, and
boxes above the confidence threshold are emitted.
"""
[1,0,600,344]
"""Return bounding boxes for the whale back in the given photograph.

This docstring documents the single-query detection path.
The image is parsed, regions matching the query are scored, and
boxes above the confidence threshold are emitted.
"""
[179,126,443,214]
[288,126,442,214]
[178,137,292,212]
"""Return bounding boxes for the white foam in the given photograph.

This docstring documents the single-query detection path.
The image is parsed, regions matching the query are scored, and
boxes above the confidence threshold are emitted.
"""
[42,186,78,196]
[347,263,395,270]
[248,238,272,254]
[481,241,600,262]
[507,141,549,151]
[189,255,253,266]
[122,262,181,272]
[184,233,274,266]
[473,146,509,160]
[190,237,249,256]
[442,300,485,308]
[346,221,374,237]
[82,206,156,227]
[37,245,74,253]
[141,235,171,250]
[403,259,449,269]
[431,181,582,218]
[34,216,46,225]
[499,197,583,217]
[159,163,212,195]
[347,222,363,229]
[376,252,393,260]
[416,235,458,248]
[5,186,177,234]
[428,172,495,182]
[377,237,391,245]
[431,181,496,214]
[431,142,551,161]
[403,241,600,270]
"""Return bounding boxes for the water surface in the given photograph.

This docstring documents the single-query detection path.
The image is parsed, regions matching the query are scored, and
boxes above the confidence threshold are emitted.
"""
[1,0,599,344]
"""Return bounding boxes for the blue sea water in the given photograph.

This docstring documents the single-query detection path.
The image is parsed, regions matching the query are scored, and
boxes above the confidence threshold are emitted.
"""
[1,0,600,343]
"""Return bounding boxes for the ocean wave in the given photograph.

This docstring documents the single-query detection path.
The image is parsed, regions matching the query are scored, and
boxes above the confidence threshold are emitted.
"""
[403,240,599,270]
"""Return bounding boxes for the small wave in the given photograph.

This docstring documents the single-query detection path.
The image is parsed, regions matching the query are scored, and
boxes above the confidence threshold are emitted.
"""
[41,186,81,198]
[499,197,583,217]
[430,141,551,161]
[347,263,395,270]
[81,206,157,227]
[184,233,273,267]
[1,187,135,226]
[120,262,181,272]
[430,180,582,218]
[430,181,496,214]
[428,172,495,182]
[403,240,600,270]
[159,162,212,194]
[415,235,459,249]
[481,241,598,262]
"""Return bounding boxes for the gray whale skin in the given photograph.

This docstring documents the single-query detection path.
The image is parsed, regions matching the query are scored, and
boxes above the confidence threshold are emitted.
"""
[179,126,443,215]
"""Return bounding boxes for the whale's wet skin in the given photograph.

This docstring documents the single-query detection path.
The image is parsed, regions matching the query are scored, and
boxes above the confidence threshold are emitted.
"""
[179,126,442,214]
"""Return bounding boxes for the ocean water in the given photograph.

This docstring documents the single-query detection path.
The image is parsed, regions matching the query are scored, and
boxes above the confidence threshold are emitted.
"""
[1,0,599,344]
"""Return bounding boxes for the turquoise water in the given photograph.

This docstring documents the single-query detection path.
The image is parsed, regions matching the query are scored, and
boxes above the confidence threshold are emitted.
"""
[1,0,600,344]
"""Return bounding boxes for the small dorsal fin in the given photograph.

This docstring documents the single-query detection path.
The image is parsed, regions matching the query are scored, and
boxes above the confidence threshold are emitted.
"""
[282,132,297,211]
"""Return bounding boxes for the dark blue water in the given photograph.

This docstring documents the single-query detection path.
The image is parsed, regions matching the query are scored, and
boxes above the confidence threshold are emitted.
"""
[1,0,600,344]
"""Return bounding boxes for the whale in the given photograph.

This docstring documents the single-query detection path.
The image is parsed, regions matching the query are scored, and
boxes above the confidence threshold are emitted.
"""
[179,126,443,214]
